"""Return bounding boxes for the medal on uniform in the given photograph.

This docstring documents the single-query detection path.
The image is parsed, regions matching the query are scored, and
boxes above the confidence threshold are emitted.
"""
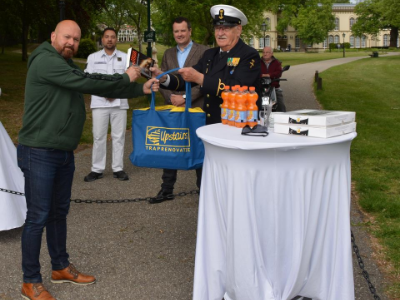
[228,57,240,74]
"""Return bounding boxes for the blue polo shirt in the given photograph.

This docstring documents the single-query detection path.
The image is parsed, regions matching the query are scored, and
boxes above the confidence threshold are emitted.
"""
[177,40,193,68]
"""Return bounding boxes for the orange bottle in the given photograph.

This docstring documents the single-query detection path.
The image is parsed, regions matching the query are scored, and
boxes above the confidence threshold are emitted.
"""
[242,86,249,107]
[247,86,258,128]
[221,86,230,125]
[227,86,237,126]
[235,87,247,128]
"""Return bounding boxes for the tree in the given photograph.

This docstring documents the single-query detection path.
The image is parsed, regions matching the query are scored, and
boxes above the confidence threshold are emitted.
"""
[266,0,336,47]
[125,0,148,53]
[352,0,399,47]
[152,0,269,47]
[99,0,129,34]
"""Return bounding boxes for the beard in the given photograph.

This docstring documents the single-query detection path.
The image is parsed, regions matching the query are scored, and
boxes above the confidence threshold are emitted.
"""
[103,43,116,51]
[60,46,76,59]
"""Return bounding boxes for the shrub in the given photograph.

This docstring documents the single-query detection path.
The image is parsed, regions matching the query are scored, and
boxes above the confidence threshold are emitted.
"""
[76,38,97,59]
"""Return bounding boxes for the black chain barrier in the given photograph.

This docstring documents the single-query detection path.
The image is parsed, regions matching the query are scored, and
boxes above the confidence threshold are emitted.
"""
[0,186,383,299]
[70,189,199,204]
[351,231,381,300]
[0,187,25,196]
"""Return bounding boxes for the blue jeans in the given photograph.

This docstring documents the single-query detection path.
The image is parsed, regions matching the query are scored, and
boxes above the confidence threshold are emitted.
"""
[17,144,74,283]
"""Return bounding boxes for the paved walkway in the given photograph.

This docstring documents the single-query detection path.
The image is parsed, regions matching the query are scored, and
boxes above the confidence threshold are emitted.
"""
[1,54,397,300]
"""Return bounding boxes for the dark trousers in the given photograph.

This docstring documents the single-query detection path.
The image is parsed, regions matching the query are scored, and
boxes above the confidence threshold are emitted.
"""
[161,168,202,191]
[275,89,286,112]
[17,144,73,283]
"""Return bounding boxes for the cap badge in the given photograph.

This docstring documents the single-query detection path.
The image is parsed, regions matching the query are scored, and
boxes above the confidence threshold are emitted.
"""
[219,9,224,19]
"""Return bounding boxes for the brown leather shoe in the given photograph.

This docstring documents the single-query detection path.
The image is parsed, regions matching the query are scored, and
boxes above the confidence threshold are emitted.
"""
[51,263,96,285]
[21,283,56,300]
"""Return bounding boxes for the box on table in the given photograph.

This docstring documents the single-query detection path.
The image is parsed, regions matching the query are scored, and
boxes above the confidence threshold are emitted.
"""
[273,109,355,126]
[273,109,356,138]
[274,122,356,138]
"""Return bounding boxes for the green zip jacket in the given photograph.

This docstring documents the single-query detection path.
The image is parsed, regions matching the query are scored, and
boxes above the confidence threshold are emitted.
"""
[19,42,144,151]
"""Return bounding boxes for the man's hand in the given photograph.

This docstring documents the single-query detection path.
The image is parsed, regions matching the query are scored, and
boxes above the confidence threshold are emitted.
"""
[149,66,167,83]
[170,94,186,107]
[125,66,141,82]
[262,74,270,78]
[143,78,160,94]
[178,67,204,85]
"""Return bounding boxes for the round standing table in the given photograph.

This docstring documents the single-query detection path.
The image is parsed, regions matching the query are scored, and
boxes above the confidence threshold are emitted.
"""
[193,123,356,300]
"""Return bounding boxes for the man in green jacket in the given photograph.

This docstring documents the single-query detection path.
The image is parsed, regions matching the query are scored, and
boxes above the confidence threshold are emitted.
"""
[17,20,159,300]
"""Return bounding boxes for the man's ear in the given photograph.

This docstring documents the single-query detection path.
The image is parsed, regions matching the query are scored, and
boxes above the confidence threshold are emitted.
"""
[50,31,56,44]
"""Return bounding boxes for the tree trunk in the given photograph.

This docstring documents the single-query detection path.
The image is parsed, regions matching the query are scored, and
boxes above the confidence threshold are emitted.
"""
[389,26,398,48]
[22,23,29,62]
[21,0,29,62]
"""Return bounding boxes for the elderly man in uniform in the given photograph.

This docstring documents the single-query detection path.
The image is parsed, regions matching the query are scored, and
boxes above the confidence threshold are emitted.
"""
[152,4,261,125]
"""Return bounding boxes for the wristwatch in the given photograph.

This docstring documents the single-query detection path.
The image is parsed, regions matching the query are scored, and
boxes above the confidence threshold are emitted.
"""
[182,95,186,99]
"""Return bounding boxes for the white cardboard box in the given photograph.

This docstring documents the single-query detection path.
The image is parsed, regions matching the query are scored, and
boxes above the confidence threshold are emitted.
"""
[273,109,355,126]
[274,122,357,138]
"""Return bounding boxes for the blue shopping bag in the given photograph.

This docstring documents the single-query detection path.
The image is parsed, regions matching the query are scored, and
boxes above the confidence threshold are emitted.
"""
[130,68,206,170]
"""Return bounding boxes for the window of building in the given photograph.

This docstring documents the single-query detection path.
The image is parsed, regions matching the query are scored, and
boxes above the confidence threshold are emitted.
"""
[362,35,366,48]
[295,35,300,48]
[383,34,389,46]
[397,35,400,47]
[350,36,354,48]
[334,35,339,44]
[259,38,265,48]
[355,36,360,48]
[249,37,254,48]
[335,18,339,30]
[266,35,270,46]
[329,35,334,44]
[266,17,271,28]
[323,38,328,48]
[350,18,355,29]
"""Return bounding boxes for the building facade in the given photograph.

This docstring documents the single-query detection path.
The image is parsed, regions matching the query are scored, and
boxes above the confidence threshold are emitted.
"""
[118,25,137,42]
[251,4,399,51]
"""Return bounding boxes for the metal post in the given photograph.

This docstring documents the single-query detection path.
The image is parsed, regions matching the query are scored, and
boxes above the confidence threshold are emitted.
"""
[261,22,267,48]
[342,33,346,58]
[59,0,65,21]
[146,0,152,58]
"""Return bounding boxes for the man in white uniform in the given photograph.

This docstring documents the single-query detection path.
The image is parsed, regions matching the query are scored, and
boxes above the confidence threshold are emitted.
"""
[84,27,129,182]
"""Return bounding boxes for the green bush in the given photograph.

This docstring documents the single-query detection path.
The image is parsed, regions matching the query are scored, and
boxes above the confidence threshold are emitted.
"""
[76,38,97,59]
[329,42,350,50]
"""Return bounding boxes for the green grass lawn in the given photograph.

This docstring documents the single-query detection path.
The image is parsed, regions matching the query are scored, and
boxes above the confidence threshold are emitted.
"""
[315,55,400,298]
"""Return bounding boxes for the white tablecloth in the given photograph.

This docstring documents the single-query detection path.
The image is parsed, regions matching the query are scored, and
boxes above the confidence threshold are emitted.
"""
[194,124,357,300]
[0,121,26,231]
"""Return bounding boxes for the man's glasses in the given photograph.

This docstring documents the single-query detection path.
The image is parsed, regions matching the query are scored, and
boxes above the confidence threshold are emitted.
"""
[241,124,269,137]
[214,25,236,32]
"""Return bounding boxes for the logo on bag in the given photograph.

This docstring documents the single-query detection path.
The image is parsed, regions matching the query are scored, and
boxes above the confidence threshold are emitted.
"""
[145,126,191,152]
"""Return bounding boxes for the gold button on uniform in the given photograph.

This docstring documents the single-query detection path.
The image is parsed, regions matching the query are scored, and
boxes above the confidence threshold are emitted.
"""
[206,104,210,108]
[207,94,210,98]
[207,114,211,117]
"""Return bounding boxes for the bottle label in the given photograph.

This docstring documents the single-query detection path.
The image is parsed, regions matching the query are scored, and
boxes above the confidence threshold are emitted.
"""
[221,108,228,120]
[235,110,247,124]
[228,109,235,122]
[247,110,258,122]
